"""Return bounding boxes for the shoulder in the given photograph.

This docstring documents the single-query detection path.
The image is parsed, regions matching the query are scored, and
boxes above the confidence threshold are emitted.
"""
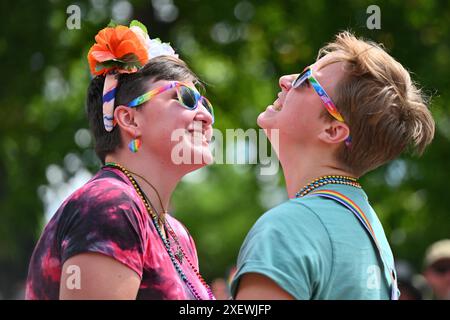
[233,200,334,300]
[58,168,145,223]
[250,199,331,238]
[56,169,148,239]
[55,170,149,270]
[68,168,137,207]
[239,199,334,263]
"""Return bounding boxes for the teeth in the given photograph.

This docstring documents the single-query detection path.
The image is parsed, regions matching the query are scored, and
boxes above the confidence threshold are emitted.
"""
[187,130,210,143]
[273,99,282,111]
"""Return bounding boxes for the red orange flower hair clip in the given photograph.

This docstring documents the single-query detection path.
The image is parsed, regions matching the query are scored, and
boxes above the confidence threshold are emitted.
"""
[87,20,178,132]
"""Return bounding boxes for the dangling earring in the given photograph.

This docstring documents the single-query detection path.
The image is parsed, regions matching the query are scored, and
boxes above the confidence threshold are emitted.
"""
[128,138,142,153]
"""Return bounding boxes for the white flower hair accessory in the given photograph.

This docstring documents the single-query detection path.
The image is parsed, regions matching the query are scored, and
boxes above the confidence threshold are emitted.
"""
[129,21,179,60]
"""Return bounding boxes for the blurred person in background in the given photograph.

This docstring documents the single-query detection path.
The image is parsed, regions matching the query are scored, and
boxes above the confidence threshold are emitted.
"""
[423,239,450,300]
[396,260,432,300]
[211,266,237,300]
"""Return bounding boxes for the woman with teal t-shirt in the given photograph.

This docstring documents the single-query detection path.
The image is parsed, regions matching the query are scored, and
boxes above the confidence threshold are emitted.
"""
[231,32,435,300]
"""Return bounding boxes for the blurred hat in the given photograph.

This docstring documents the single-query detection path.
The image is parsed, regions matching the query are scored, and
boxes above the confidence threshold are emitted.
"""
[424,239,450,268]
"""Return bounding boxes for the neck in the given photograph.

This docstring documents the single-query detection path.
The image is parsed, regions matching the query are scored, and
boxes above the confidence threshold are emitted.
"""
[280,147,356,198]
[105,151,182,219]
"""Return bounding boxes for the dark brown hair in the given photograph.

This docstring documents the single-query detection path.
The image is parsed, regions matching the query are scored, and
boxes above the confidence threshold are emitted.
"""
[86,56,200,164]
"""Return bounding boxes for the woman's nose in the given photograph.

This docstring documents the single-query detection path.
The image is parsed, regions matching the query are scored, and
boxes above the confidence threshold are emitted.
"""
[279,74,299,91]
[194,102,214,126]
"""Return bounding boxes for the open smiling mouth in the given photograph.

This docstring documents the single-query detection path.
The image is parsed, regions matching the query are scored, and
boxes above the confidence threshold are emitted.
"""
[269,91,285,112]
[272,98,283,111]
[186,128,211,144]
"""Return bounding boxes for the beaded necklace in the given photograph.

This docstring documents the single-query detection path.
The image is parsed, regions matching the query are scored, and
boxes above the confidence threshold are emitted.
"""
[295,175,361,198]
[103,162,214,300]
[141,191,213,296]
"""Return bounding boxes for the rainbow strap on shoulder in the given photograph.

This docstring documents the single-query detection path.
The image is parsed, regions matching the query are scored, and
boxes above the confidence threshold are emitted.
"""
[306,189,399,300]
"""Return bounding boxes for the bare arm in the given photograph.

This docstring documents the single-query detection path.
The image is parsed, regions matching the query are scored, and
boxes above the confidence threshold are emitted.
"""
[59,252,141,300]
[235,273,295,300]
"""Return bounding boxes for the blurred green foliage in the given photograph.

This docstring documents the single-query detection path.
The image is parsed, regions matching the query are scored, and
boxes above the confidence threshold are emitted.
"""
[0,0,449,298]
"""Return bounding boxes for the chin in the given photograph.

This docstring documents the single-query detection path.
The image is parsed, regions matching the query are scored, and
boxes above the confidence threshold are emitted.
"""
[202,150,214,165]
[257,109,279,130]
[256,112,265,128]
[191,145,213,166]
[171,132,213,166]
[257,114,274,131]
[179,148,212,174]
[185,136,214,166]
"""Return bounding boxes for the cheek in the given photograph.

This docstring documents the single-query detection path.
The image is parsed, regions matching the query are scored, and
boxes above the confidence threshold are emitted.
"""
[278,95,322,142]
[279,98,305,132]
[141,122,171,156]
[139,110,178,149]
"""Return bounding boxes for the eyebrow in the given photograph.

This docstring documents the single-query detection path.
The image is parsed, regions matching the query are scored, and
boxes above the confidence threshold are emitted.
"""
[315,60,341,72]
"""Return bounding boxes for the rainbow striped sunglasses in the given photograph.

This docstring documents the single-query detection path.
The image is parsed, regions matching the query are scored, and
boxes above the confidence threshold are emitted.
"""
[292,68,345,123]
[127,81,214,123]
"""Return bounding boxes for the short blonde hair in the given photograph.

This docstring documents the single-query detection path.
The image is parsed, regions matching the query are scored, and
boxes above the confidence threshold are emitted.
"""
[317,31,435,176]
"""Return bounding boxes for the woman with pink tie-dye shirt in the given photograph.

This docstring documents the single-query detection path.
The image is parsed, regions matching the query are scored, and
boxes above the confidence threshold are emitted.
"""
[26,21,215,300]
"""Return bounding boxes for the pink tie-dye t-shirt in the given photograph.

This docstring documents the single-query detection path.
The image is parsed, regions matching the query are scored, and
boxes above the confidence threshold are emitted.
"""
[26,167,213,300]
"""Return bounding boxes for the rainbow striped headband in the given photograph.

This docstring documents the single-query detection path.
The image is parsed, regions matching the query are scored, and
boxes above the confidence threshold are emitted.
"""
[102,73,118,131]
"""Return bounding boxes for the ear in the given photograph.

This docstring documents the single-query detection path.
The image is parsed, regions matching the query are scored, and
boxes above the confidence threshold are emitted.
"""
[318,121,350,145]
[113,105,141,137]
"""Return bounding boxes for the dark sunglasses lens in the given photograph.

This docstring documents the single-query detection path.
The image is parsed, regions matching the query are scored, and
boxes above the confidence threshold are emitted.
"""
[202,98,214,116]
[292,75,301,87]
[292,69,309,88]
[180,86,197,109]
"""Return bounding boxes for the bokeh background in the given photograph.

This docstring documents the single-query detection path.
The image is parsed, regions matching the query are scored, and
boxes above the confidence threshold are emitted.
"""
[0,0,449,299]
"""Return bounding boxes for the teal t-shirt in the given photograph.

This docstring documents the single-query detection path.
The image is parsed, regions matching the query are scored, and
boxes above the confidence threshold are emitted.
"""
[231,184,398,300]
